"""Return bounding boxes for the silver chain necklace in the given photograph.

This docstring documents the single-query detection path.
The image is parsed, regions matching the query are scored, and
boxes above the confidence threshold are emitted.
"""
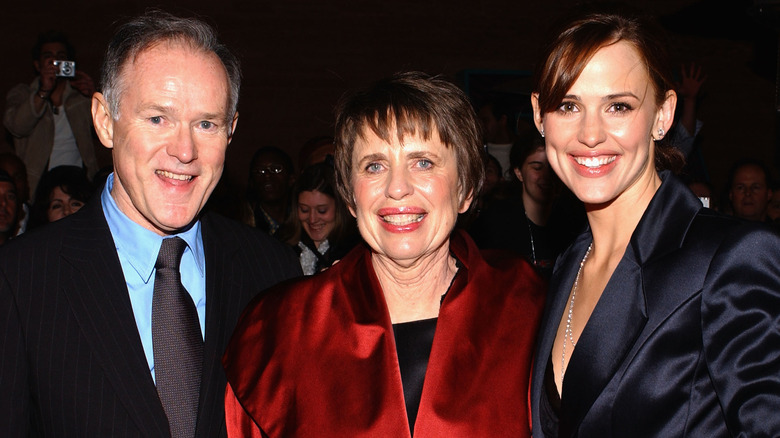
[524,212,537,266]
[560,242,592,390]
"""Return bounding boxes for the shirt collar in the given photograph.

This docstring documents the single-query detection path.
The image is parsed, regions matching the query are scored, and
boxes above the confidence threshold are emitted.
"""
[101,173,205,283]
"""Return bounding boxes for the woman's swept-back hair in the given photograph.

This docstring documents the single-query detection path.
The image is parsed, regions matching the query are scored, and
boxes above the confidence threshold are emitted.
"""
[533,6,683,171]
[534,6,674,113]
[333,71,484,209]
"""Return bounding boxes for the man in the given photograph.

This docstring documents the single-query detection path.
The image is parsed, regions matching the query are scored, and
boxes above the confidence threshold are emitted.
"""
[243,146,295,235]
[728,159,773,222]
[0,153,30,234]
[0,11,301,437]
[477,97,518,180]
[0,171,20,245]
[3,31,99,196]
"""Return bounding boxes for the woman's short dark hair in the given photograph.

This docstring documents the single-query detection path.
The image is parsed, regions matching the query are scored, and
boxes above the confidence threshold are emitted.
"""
[334,71,484,210]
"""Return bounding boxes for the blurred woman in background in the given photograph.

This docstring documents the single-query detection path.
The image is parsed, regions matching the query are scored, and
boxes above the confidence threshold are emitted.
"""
[30,165,92,228]
[287,161,358,274]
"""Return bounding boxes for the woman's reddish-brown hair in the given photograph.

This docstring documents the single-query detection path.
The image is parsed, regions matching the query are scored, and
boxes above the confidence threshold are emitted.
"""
[533,6,683,171]
[534,7,676,112]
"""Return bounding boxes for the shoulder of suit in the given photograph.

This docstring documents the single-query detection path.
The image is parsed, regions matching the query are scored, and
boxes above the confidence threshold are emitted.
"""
[201,211,285,249]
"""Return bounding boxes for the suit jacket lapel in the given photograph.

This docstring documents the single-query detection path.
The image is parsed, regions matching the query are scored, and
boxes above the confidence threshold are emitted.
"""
[196,214,240,436]
[59,199,170,436]
[559,256,646,437]
[558,172,702,436]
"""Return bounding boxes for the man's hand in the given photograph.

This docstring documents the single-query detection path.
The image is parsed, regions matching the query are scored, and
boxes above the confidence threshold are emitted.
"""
[70,71,96,98]
[38,60,58,93]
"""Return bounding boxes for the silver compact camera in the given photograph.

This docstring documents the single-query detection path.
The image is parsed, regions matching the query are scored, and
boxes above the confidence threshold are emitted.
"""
[53,60,76,78]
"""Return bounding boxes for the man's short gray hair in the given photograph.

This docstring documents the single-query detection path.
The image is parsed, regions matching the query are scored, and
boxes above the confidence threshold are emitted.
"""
[99,10,241,126]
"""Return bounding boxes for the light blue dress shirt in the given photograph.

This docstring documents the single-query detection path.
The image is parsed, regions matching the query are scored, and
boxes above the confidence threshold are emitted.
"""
[101,173,206,383]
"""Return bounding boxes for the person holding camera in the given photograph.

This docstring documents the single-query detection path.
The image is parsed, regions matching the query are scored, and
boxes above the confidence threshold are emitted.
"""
[3,31,98,197]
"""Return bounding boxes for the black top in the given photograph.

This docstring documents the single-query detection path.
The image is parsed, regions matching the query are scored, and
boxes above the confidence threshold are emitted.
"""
[469,197,584,279]
[295,229,362,273]
[393,317,437,436]
[540,354,561,437]
[391,262,460,435]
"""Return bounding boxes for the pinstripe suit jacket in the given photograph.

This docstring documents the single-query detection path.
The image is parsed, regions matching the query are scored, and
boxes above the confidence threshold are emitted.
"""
[0,197,301,437]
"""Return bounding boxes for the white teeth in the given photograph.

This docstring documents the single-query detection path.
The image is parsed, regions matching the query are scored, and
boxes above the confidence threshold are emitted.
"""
[575,156,616,168]
[382,214,424,226]
[156,170,192,181]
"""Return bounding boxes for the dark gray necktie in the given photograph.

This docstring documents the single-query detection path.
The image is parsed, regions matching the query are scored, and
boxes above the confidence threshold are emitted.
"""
[152,237,203,438]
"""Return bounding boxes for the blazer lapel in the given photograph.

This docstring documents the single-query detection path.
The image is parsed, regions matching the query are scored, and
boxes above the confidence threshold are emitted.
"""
[558,172,702,437]
[559,256,647,437]
[195,215,240,437]
[59,200,170,436]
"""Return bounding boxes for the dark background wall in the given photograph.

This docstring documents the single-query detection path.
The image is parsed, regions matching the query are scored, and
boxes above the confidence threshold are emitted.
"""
[1,0,776,194]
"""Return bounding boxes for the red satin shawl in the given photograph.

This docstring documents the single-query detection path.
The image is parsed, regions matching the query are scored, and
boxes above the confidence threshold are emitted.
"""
[223,230,545,437]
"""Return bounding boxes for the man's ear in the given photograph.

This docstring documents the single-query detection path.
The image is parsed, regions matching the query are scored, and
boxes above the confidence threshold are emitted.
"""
[228,111,239,144]
[92,92,114,149]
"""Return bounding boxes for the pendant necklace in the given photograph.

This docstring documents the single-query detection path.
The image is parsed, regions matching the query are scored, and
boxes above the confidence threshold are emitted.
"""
[560,242,592,390]
[524,212,537,266]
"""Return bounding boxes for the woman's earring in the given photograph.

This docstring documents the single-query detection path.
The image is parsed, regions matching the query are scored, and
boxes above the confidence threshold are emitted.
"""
[540,129,545,138]
[658,128,665,138]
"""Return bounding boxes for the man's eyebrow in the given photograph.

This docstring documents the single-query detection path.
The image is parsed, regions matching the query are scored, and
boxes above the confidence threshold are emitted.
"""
[199,112,225,121]
[139,103,175,114]
[137,104,228,122]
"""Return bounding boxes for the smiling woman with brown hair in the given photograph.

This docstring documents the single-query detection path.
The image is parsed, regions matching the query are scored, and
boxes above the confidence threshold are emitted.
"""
[223,71,546,437]
[528,7,780,437]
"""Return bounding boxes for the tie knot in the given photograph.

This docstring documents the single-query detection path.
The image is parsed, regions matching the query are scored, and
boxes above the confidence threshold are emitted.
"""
[156,237,187,271]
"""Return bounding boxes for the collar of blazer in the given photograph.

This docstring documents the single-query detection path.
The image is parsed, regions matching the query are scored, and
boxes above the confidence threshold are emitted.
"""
[545,171,706,437]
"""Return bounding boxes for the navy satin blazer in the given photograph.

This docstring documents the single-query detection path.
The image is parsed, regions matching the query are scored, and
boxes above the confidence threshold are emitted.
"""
[530,172,780,437]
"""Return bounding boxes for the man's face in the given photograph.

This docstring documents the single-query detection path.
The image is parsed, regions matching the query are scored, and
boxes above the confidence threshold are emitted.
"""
[729,164,772,222]
[0,182,19,233]
[34,42,69,73]
[0,159,29,204]
[478,105,498,143]
[250,152,293,204]
[92,43,237,235]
